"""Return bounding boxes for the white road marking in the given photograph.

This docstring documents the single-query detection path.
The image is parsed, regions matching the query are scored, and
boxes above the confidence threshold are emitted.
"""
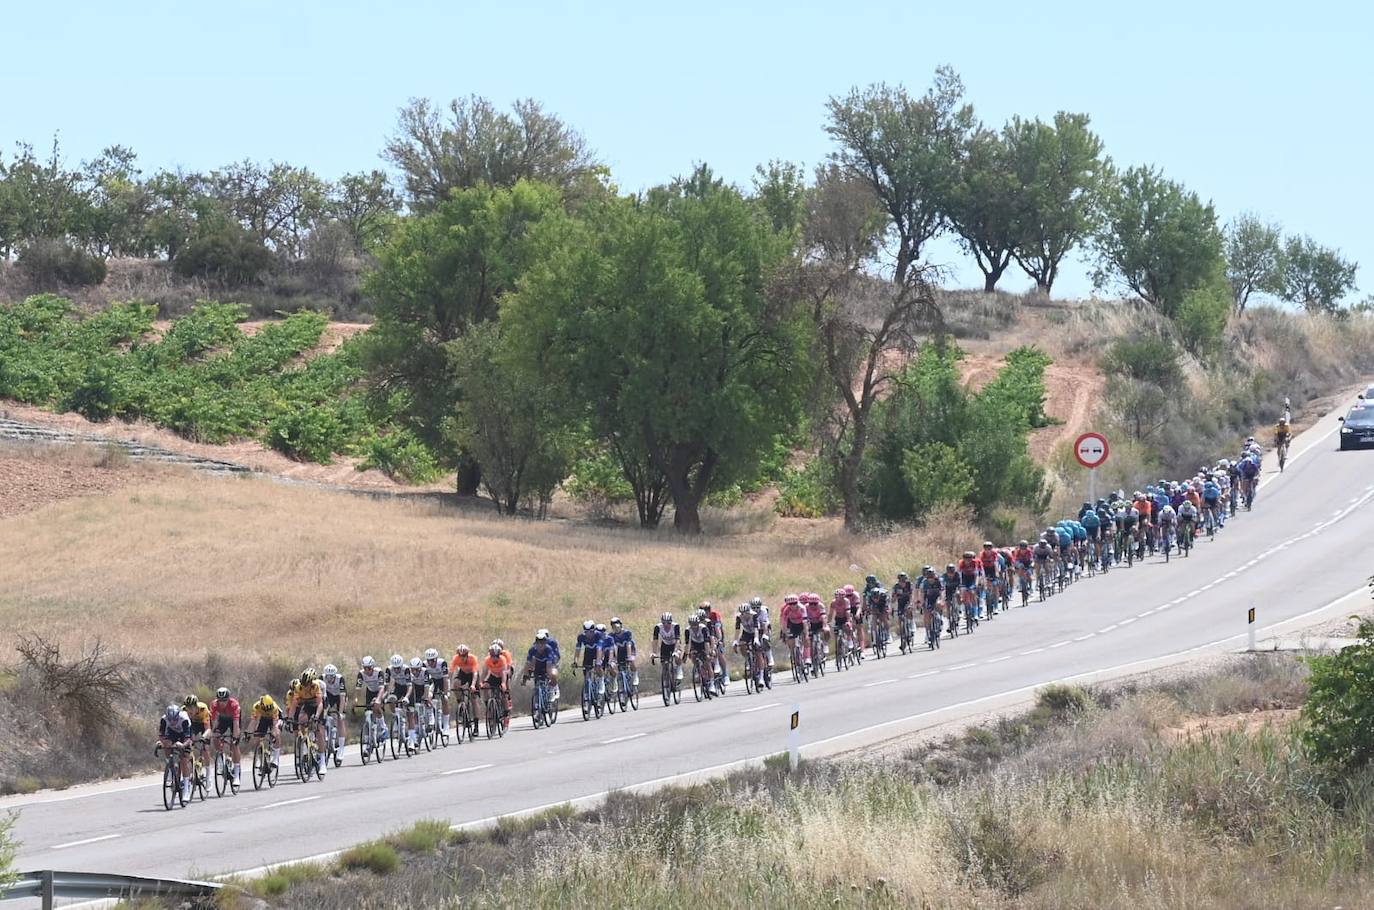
[52,833,121,850]
[600,733,647,745]
[739,702,780,714]
[985,656,1012,664]
[441,764,493,776]
[906,671,939,679]
[947,663,978,671]
[1098,625,1119,633]
[1073,633,1096,642]
[255,795,321,811]
[862,679,897,688]
[1048,641,1070,649]
[1119,617,1137,625]
[1019,648,1045,656]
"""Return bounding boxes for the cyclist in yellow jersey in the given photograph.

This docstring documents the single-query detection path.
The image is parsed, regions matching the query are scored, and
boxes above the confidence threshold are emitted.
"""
[248,695,283,771]
[182,696,212,778]
[286,669,327,778]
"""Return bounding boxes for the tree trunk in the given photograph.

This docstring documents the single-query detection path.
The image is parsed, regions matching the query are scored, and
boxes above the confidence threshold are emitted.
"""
[455,455,482,496]
[840,418,870,533]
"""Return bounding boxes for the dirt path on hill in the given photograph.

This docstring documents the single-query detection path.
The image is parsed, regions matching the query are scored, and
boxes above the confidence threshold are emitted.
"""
[959,356,1106,462]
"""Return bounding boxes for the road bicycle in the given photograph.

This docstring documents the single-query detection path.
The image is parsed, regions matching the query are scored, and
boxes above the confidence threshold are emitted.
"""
[807,627,827,678]
[690,650,716,702]
[528,675,559,729]
[212,733,240,797]
[577,666,604,721]
[1035,563,1049,602]
[1277,438,1289,472]
[483,686,507,739]
[1204,504,1219,538]
[1179,519,1194,557]
[1161,524,1175,563]
[897,610,916,654]
[289,719,321,782]
[452,687,481,743]
[612,660,639,711]
[834,622,855,673]
[324,709,345,768]
[250,731,280,790]
[357,700,388,764]
[870,616,889,659]
[388,699,414,759]
[925,609,944,650]
[653,654,682,707]
[157,742,194,810]
[789,633,809,685]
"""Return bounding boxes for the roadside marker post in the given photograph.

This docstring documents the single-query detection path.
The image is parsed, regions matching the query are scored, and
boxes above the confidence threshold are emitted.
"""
[1248,606,1256,651]
[788,705,800,771]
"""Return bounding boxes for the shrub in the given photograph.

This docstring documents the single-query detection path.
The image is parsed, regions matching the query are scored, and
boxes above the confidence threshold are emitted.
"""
[173,221,275,286]
[1101,336,1184,391]
[266,407,346,463]
[388,819,453,853]
[339,841,400,875]
[16,239,107,288]
[1176,268,1232,355]
[564,448,636,517]
[1036,683,1091,716]
[901,442,975,517]
[15,635,131,733]
[774,458,837,518]
[1302,617,1374,774]
[355,429,444,483]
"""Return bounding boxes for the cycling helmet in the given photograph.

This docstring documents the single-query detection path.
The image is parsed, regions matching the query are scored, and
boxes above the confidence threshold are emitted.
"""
[737,603,748,614]
[583,619,595,631]
[784,594,799,604]
[389,654,403,669]
[536,628,550,639]
[424,648,438,661]
[595,623,606,632]
[610,617,622,626]
[494,638,505,648]
[842,584,856,595]
[688,614,701,624]
[165,705,179,720]
[660,612,673,623]
[409,657,422,669]
[1246,436,1256,444]
[897,571,909,579]
[323,664,338,677]
[983,540,994,548]
[1279,416,1288,425]
[963,550,975,558]
[183,695,198,708]
[1081,501,1091,511]
[750,596,763,608]
[215,686,230,700]
[489,643,501,655]
[698,601,712,610]
[300,669,315,686]
[456,644,469,656]
[361,655,376,669]
[865,574,878,586]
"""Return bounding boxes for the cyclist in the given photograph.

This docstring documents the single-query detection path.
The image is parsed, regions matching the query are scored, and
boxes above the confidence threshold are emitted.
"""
[685,614,716,697]
[288,669,327,778]
[892,571,913,616]
[956,550,981,620]
[751,597,774,672]
[609,618,638,688]
[355,656,387,725]
[805,593,830,660]
[480,643,509,725]
[1157,501,1178,553]
[321,664,347,756]
[843,584,866,650]
[829,588,854,654]
[918,566,944,634]
[1079,504,1101,564]
[248,694,282,774]
[574,619,601,699]
[978,542,1001,616]
[210,687,242,783]
[159,704,193,802]
[183,695,212,781]
[863,574,880,596]
[1032,535,1055,591]
[651,613,683,682]
[1011,540,1035,596]
[521,629,562,700]
[735,604,762,686]
[940,563,960,621]
[421,648,450,736]
[1201,474,1224,530]
[867,585,891,649]
[696,602,727,687]
[594,623,616,698]
[780,594,807,666]
[1239,451,1261,505]
[450,645,479,731]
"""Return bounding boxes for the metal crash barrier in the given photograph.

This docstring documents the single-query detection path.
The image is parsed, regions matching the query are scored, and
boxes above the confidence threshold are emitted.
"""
[2,869,221,908]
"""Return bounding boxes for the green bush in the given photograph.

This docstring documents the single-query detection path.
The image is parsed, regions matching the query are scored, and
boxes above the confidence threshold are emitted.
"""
[1101,336,1184,391]
[1176,268,1232,355]
[173,221,275,286]
[774,458,837,518]
[564,448,635,507]
[355,429,444,483]
[900,442,974,514]
[17,239,108,288]
[1302,618,1374,775]
[339,841,400,875]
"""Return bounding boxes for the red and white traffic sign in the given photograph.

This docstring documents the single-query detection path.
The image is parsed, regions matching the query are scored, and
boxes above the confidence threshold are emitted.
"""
[1074,432,1110,469]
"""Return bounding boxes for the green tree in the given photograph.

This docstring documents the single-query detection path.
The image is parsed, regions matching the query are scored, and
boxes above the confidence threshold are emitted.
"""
[0,138,91,253]
[328,170,400,251]
[81,145,154,257]
[945,128,1020,292]
[448,322,570,517]
[1224,213,1284,313]
[1004,113,1107,294]
[900,442,974,514]
[0,811,15,895]
[209,160,328,257]
[384,95,599,211]
[1174,264,1231,354]
[1094,165,1223,318]
[506,167,808,533]
[142,168,211,261]
[1302,617,1374,774]
[1279,235,1358,314]
[361,180,566,487]
[825,67,975,284]
[172,218,274,286]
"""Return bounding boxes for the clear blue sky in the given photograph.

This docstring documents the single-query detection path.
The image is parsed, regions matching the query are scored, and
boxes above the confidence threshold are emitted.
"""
[6,0,1370,299]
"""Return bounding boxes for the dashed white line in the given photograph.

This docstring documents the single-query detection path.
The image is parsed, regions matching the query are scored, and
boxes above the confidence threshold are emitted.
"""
[1019,648,1045,656]
[1073,633,1096,642]
[947,663,978,671]
[601,733,647,745]
[1119,617,1138,625]
[906,671,939,680]
[1048,641,1071,649]
[740,702,780,714]
[862,679,897,688]
[52,833,121,850]
[441,763,493,776]
[1098,624,1119,633]
[985,656,1012,664]
[256,795,321,811]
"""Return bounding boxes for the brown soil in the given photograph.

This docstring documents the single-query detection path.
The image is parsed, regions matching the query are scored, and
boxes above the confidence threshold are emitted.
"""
[1163,708,1299,743]
[960,356,1107,462]
[0,448,141,519]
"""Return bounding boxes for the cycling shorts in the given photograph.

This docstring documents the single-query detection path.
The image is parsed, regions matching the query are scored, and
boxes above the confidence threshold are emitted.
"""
[1085,525,1101,540]
[616,645,631,665]
[454,671,474,688]
[658,642,676,661]
[189,720,207,737]
[786,620,806,639]
[253,716,275,737]
[214,714,235,736]
[581,650,597,670]
[688,640,709,657]
[429,677,448,695]
[807,620,827,636]
[324,692,341,712]
[293,700,319,723]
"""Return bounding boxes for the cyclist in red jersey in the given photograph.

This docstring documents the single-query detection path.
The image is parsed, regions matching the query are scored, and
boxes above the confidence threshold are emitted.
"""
[209,687,242,784]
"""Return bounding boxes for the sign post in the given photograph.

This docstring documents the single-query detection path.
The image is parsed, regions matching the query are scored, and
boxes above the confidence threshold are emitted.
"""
[1074,432,1110,503]
[788,704,800,771]
[1248,606,1256,651]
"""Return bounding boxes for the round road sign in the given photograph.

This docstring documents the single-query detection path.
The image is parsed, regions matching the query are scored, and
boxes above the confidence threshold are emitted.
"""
[1074,432,1110,469]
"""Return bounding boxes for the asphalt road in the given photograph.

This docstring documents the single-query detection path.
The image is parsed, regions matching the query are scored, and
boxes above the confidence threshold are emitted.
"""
[6,394,1372,894]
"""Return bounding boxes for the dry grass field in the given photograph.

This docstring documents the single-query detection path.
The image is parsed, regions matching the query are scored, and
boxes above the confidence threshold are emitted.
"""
[0,472,969,665]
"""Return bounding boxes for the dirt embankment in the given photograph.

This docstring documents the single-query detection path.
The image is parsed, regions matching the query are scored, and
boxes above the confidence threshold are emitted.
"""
[960,356,1106,462]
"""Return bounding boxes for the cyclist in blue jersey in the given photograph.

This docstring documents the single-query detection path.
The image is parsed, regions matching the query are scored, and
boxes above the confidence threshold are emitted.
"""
[1201,475,1223,530]
[522,629,561,700]
[609,618,638,687]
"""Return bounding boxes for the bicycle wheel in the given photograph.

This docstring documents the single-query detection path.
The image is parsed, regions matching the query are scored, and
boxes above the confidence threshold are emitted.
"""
[546,688,560,725]
[194,760,208,801]
[162,763,177,810]
[606,678,618,715]
[293,733,309,782]
[484,699,497,739]
[389,714,403,759]
[692,663,704,702]
[214,753,227,797]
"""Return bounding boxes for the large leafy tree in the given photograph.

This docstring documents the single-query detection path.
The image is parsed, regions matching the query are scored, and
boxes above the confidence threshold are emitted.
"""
[506,167,809,533]
[328,170,400,252]
[1004,112,1106,294]
[361,180,566,487]
[1224,213,1284,314]
[383,96,600,211]
[1094,165,1223,318]
[1279,235,1358,314]
[825,67,975,284]
[944,127,1020,292]
[209,160,328,257]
